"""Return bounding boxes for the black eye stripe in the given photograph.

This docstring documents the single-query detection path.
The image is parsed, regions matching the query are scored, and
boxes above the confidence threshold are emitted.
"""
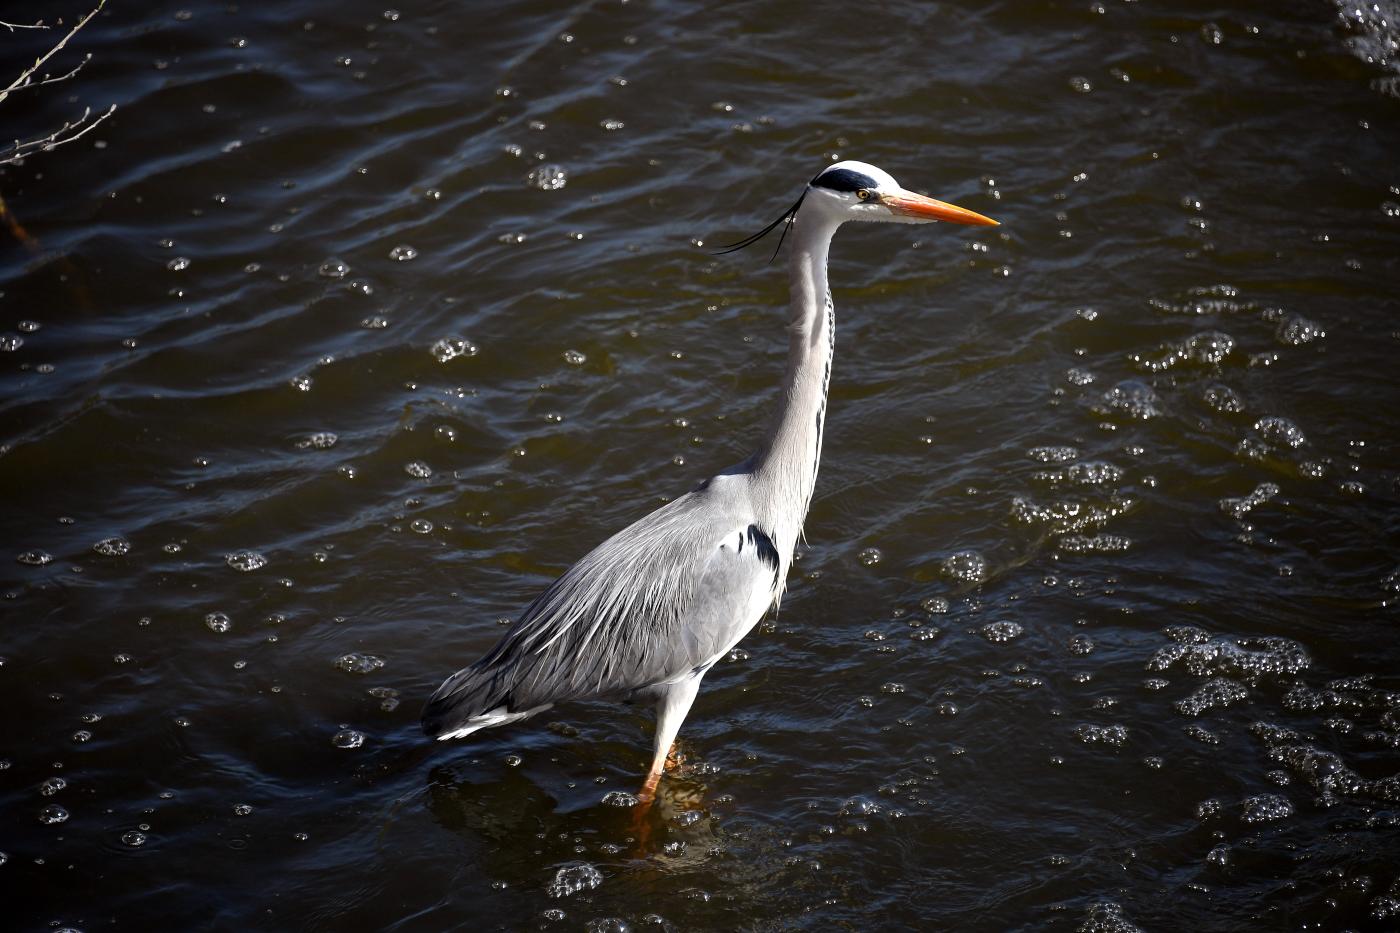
[810,168,880,193]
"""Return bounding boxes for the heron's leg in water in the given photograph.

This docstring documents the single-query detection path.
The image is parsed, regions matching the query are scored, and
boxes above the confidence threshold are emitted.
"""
[637,675,701,803]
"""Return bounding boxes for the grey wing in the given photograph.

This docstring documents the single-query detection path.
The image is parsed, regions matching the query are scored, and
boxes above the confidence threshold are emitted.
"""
[421,487,781,738]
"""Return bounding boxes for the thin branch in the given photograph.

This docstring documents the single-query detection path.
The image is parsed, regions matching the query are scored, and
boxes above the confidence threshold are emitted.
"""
[6,52,91,93]
[1,0,105,106]
[0,103,115,166]
[0,21,51,32]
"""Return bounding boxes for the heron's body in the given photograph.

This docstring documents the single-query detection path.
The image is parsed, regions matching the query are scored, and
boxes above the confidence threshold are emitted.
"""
[423,161,996,801]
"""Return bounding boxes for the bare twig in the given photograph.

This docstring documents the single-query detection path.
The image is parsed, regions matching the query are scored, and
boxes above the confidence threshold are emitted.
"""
[1,0,105,106]
[8,52,92,93]
[0,103,115,166]
[1,2,114,170]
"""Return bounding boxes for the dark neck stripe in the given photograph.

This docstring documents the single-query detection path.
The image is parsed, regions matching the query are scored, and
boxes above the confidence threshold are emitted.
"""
[810,168,878,193]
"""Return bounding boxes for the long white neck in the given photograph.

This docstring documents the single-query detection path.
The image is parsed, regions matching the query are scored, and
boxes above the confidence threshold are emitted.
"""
[748,209,840,565]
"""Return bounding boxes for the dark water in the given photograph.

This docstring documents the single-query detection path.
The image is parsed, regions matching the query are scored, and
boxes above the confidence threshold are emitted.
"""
[3,0,1400,929]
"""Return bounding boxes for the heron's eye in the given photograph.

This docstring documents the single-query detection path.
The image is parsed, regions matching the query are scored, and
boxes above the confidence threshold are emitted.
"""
[856,189,871,200]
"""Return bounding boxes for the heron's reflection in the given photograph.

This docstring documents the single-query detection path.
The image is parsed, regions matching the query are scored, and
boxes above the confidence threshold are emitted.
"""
[423,755,722,865]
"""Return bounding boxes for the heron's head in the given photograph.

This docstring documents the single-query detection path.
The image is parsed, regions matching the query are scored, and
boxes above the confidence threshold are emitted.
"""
[806,161,998,227]
[718,160,997,258]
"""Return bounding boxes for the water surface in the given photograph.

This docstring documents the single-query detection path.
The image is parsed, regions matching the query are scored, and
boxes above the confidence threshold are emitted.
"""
[3,0,1400,929]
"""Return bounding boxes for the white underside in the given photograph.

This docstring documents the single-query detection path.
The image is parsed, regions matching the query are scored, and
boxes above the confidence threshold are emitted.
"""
[435,702,554,741]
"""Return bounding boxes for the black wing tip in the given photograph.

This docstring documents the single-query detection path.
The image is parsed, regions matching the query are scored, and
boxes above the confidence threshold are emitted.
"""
[420,671,484,738]
[420,697,456,738]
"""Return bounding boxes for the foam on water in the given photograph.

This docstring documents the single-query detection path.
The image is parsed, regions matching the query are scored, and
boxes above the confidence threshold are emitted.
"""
[334,653,385,675]
[1093,381,1160,420]
[548,862,604,898]
[1173,677,1249,717]
[1076,901,1144,933]
[1148,628,1310,684]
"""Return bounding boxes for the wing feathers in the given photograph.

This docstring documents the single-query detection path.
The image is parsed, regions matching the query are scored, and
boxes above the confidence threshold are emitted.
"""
[421,487,781,739]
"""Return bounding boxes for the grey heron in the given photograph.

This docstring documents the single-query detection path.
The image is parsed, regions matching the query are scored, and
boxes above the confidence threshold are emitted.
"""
[422,161,997,804]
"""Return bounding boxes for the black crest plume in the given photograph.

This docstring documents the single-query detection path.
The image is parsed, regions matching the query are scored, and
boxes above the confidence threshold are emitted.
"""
[714,189,807,263]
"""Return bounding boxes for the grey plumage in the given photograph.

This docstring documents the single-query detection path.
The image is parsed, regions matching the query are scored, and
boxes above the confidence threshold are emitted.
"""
[422,160,998,799]
[421,472,780,738]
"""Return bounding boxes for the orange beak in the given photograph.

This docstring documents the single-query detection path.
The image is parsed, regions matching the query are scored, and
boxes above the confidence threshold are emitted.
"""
[880,190,999,226]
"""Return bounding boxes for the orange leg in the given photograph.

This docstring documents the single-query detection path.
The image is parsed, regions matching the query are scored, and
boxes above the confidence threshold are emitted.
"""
[630,680,700,849]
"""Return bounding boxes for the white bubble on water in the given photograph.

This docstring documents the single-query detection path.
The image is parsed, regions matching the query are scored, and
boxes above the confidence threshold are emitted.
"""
[1033,461,1124,487]
[941,550,987,583]
[1132,332,1235,371]
[38,804,69,824]
[1203,384,1244,414]
[1174,677,1249,716]
[526,165,568,190]
[1073,724,1128,747]
[430,336,478,363]
[334,653,385,675]
[980,620,1023,643]
[1276,314,1324,345]
[298,432,338,449]
[1028,446,1078,463]
[1219,482,1279,519]
[1095,381,1159,420]
[547,862,603,898]
[1068,633,1095,656]
[586,919,629,933]
[1253,416,1306,448]
[331,728,365,749]
[93,537,131,556]
[225,551,267,572]
[1076,901,1143,933]
[839,796,882,817]
[1148,630,1308,684]
[1058,533,1131,554]
[1241,793,1293,824]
